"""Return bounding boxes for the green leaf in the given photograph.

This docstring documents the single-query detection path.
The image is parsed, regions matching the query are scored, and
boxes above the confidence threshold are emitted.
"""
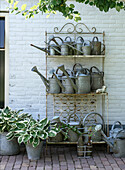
[70,4,75,8]
[32,137,40,148]
[18,136,24,144]
[23,134,31,143]
[48,130,57,137]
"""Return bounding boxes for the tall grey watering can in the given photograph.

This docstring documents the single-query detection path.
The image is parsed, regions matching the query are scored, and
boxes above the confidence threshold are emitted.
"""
[76,36,84,55]
[31,66,65,93]
[91,37,105,55]
[90,66,104,92]
[95,124,125,158]
[58,65,78,94]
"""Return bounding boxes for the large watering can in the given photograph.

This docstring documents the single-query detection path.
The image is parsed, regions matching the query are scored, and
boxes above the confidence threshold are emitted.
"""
[67,113,81,142]
[76,68,91,94]
[83,112,105,143]
[91,37,105,55]
[76,36,84,55]
[90,66,104,92]
[31,66,65,93]
[58,65,78,94]
[82,41,92,55]
[95,124,125,157]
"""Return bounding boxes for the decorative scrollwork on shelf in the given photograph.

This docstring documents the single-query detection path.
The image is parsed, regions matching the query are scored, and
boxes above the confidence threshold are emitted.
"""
[75,23,96,33]
[54,22,97,34]
[54,23,75,33]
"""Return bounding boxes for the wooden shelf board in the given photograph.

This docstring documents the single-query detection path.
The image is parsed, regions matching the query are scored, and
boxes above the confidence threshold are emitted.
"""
[47,55,105,58]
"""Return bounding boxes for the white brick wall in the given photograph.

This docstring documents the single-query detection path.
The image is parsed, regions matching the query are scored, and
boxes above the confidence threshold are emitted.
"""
[1,0,125,123]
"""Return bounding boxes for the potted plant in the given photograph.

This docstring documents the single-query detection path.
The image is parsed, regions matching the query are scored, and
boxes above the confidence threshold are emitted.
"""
[0,106,31,155]
[8,117,59,160]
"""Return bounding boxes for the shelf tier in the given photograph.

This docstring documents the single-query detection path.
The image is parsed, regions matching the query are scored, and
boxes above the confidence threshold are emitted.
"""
[47,55,105,58]
[47,92,108,96]
[47,141,106,145]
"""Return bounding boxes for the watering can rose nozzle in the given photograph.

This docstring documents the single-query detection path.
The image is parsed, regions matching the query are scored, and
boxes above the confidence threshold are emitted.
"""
[31,66,38,72]
[95,124,102,132]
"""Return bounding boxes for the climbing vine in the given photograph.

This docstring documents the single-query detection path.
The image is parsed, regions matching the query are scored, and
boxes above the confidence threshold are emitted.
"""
[7,0,125,21]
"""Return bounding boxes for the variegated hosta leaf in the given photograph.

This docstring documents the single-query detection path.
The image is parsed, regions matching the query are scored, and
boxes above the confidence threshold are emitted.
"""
[18,135,24,144]
[16,122,26,129]
[48,130,57,138]
[32,137,40,148]
[39,118,48,130]
[6,132,15,141]
[23,134,31,144]
[29,137,33,144]
[30,130,37,138]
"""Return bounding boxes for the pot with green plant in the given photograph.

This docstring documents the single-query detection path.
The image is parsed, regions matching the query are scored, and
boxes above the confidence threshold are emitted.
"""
[8,117,59,160]
[0,106,31,155]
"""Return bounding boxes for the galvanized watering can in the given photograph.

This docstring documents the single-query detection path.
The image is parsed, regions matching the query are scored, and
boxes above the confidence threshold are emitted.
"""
[72,63,87,76]
[58,64,77,94]
[95,124,125,157]
[76,36,84,55]
[82,41,92,55]
[90,66,104,92]
[67,113,81,142]
[91,37,105,55]
[31,66,65,93]
[82,112,105,143]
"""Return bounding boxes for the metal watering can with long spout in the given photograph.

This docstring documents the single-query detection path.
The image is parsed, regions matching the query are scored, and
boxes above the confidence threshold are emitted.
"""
[95,124,125,157]
[31,66,65,93]
[58,65,78,94]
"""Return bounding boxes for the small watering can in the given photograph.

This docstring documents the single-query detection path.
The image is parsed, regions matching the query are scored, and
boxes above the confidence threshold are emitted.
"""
[90,66,104,92]
[91,37,105,55]
[76,36,84,55]
[95,124,125,157]
[58,64,78,94]
[67,113,81,142]
[31,66,65,93]
[82,41,92,55]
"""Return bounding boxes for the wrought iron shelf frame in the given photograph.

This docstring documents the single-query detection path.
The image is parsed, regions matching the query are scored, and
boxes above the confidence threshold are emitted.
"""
[45,22,108,147]
[47,55,105,58]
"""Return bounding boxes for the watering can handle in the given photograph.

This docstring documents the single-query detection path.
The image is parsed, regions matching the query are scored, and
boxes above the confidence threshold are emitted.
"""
[114,129,125,140]
[101,43,105,54]
[73,63,83,72]
[67,113,81,125]
[76,36,84,43]
[65,36,72,42]
[66,69,74,76]
[92,36,99,42]
[90,66,103,75]
[111,121,123,131]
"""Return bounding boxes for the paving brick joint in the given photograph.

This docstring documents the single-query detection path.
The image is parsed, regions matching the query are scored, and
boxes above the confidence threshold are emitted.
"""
[0,145,125,170]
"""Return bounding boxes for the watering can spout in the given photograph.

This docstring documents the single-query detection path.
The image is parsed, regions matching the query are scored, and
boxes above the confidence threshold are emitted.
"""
[95,124,114,148]
[30,44,50,54]
[58,65,78,93]
[31,66,49,90]
[53,72,65,92]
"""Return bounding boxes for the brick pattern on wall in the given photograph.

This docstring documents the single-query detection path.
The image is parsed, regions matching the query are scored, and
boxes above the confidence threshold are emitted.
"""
[1,0,125,123]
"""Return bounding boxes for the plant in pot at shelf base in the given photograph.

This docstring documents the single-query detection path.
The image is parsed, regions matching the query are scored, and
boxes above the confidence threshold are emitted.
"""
[8,117,59,160]
[0,106,31,156]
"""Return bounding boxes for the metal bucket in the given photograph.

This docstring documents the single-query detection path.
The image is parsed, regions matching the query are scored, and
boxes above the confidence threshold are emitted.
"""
[0,132,20,155]
[113,139,125,158]
[26,142,43,160]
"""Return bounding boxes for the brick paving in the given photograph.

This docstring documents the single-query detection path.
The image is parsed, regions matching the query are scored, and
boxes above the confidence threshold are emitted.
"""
[0,145,125,170]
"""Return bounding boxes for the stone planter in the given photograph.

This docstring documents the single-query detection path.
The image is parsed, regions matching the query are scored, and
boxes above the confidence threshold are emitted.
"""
[0,132,20,155]
[26,142,43,160]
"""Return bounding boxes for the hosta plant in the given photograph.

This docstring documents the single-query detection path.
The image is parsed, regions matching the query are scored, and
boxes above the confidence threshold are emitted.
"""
[0,106,31,135]
[7,117,59,148]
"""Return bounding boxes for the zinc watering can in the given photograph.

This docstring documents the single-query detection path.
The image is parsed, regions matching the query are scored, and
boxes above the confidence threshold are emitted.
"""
[90,66,104,92]
[82,41,92,55]
[76,36,84,55]
[58,64,78,94]
[91,37,105,55]
[95,124,125,158]
[31,66,65,93]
